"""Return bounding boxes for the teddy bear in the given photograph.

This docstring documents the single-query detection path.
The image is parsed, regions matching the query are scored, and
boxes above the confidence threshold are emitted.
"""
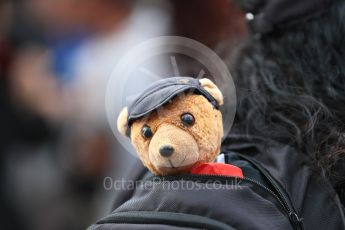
[117,77,243,177]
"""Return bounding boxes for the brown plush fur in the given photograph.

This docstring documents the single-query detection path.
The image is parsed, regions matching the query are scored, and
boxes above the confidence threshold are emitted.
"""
[130,94,223,175]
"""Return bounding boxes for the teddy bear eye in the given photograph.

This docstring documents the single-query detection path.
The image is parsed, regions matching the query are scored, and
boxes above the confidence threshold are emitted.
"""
[141,125,153,139]
[181,113,195,126]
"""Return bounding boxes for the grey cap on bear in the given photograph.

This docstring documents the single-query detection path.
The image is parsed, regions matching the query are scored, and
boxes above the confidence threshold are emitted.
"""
[126,77,219,127]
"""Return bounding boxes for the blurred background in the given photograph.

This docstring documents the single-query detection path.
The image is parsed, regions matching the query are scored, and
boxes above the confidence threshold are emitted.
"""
[0,0,247,229]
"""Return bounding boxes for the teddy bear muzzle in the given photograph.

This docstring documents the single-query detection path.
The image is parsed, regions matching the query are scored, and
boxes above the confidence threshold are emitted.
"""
[148,123,199,171]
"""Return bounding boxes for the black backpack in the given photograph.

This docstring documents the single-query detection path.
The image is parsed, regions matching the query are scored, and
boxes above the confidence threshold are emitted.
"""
[88,136,345,230]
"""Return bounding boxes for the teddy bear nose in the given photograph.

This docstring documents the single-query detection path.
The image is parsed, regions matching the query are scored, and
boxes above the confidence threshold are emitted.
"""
[159,145,174,157]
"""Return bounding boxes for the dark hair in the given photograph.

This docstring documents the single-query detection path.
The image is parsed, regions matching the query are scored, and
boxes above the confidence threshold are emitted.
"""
[231,1,345,202]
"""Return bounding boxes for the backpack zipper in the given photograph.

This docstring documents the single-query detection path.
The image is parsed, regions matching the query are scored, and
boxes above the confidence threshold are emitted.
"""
[160,174,301,229]
[160,153,304,230]
[235,153,304,230]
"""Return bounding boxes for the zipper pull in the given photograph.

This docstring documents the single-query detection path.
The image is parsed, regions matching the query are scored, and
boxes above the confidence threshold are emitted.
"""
[289,212,304,230]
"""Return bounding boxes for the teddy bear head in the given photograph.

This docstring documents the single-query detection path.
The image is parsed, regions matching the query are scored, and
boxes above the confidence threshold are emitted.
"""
[117,77,224,175]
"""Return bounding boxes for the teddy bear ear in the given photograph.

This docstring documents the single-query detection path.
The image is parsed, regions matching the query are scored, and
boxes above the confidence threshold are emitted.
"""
[199,78,224,106]
[117,107,129,136]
